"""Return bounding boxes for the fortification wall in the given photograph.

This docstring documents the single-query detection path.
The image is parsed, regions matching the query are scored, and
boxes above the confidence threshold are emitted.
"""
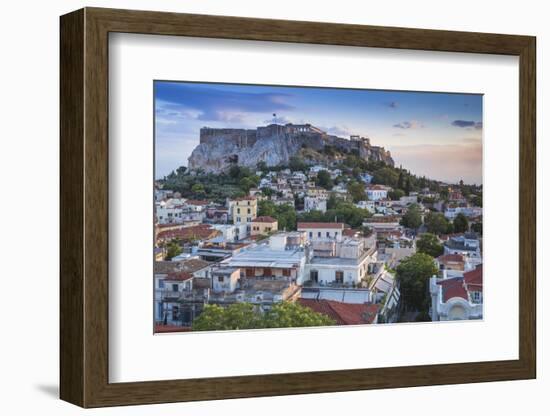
[200,128,257,147]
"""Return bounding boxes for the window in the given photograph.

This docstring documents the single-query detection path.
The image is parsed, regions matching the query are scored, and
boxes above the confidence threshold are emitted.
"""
[247,208,251,214]
[172,284,179,292]
[326,231,330,237]
[310,270,318,283]
[335,271,344,284]
[247,217,251,222]
[309,232,313,238]
[172,306,179,320]
[218,276,224,282]
[158,280,164,289]
[318,231,321,237]
[282,269,290,277]
[237,208,241,214]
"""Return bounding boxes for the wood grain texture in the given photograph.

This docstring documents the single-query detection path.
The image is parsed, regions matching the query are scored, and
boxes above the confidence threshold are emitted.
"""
[59,7,537,408]
[59,8,84,407]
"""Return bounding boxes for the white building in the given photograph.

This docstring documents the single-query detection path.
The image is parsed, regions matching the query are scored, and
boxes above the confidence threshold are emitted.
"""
[366,185,390,201]
[211,266,240,293]
[430,265,483,321]
[304,238,377,286]
[212,223,249,241]
[444,206,483,219]
[220,231,309,285]
[297,222,344,242]
[356,200,375,213]
[304,196,328,213]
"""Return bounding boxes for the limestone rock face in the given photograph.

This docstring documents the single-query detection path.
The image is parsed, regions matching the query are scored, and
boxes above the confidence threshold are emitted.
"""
[187,125,394,173]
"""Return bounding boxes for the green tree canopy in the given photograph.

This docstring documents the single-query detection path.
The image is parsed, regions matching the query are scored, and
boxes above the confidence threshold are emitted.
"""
[400,203,422,229]
[258,200,297,231]
[289,156,307,172]
[396,253,439,312]
[192,302,335,331]
[416,233,444,258]
[263,302,336,328]
[424,212,450,235]
[372,167,399,187]
[165,239,183,260]
[453,213,469,233]
[316,170,334,190]
[347,181,367,203]
[388,189,405,201]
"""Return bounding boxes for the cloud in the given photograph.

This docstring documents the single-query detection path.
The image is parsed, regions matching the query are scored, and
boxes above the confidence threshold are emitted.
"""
[323,126,352,137]
[452,120,483,130]
[197,111,246,123]
[155,82,295,123]
[393,120,424,129]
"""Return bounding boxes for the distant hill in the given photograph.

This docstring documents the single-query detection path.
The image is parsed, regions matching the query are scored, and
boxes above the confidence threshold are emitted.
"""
[187,123,394,173]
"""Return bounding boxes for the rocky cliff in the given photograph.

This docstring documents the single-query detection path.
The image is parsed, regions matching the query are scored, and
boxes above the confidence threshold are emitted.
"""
[187,123,394,173]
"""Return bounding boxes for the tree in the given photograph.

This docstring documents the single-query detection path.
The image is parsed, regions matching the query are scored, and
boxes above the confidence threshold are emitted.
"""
[165,239,183,260]
[453,213,469,233]
[192,302,335,331]
[424,212,450,235]
[397,171,405,190]
[191,183,205,196]
[388,189,405,201]
[239,177,256,192]
[471,222,482,235]
[256,161,268,172]
[289,156,307,172]
[404,176,412,195]
[192,303,264,331]
[396,253,438,312]
[347,181,366,203]
[472,194,483,207]
[258,200,297,231]
[263,302,336,328]
[372,167,399,187]
[400,203,422,229]
[416,233,444,258]
[316,170,334,190]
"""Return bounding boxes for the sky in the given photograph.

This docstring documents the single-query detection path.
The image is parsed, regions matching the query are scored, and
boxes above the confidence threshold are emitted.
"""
[155,81,483,185]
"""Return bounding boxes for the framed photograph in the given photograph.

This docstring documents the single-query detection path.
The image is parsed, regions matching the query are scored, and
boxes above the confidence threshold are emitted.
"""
[60,7,536,408]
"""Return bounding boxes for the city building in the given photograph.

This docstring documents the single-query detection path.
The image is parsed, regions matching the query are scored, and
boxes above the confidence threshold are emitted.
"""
[297,222,344,242]
[304,195,328,213]
[251,216,278,236]
[220,231,309,285]
[366,185,391,201]
[429,264,483,321]
[229,196,257,225]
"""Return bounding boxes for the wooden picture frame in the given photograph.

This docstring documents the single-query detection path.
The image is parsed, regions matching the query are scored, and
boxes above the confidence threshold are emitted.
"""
[60,7,536,408]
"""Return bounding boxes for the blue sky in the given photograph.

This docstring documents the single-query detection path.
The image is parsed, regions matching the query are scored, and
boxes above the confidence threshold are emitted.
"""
[155,81,483,184]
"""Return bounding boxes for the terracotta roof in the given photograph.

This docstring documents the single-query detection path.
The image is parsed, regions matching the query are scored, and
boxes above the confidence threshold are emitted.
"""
[232,196,257,201]
[158,224,220,241]
[252,216,277,223]
[464,265,483,291]
[438,277,468,302]
[154,325,192,333]
[437,254,465,263]
[165,271,194,281]
[154,258,211,275]
[297,222,344,230]
[186,199,210,205]
[343,228,362,237]
[299,299,378,325]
